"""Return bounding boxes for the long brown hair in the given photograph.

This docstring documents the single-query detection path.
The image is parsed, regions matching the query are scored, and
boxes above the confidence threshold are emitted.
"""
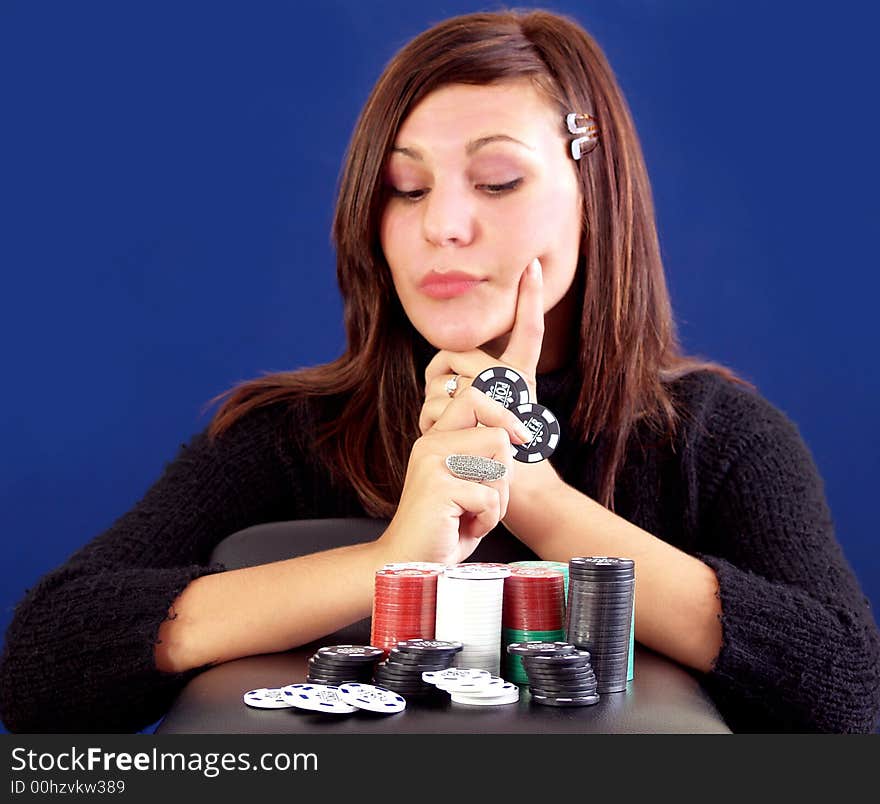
[206,9,751,516]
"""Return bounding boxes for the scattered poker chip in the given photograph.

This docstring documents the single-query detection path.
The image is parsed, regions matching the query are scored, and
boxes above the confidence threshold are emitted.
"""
[337,683,407,714]
[284,684,359,714]
[470,366,532,409]
[511,402,560,463]
[243,688,297,709]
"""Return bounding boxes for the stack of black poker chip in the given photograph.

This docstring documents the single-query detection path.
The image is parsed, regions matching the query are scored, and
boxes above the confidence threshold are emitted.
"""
[372,639,462,698]
[305,645,384,685]
[510,643,600,707]
[565,557,635,694]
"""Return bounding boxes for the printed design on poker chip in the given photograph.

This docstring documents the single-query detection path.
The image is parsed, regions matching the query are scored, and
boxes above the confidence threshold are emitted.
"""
[470,366,532,409]
[470,366,560,463]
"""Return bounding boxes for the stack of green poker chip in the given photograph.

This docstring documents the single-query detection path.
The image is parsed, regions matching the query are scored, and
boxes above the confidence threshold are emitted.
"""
[502,627,567,684]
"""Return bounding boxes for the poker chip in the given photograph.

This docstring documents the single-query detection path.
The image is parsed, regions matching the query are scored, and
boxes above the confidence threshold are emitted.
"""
[370,567,441,654]
[383,562,449,573]
[337,683,407,714]
[435,567,507,675]
[317,645,384,662]
[421,667,491,686]
[435,674,507,695]
[470,366,532,409]
[398,638,463,654]
[305,644,384,685]
[565,557,635,694]
[243,687,298,709]
[529,692,600,707]
[510,402,560,463]
[506,641,577,657]
[283,684,359,714]
[451,683,520,706]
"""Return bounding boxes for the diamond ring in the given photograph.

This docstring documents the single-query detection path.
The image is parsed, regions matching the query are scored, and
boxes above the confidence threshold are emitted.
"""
[444,454,507,482]
[444,375,459,398]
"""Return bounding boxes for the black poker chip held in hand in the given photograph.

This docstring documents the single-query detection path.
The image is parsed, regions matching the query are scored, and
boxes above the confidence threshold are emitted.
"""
[470,364,560,463]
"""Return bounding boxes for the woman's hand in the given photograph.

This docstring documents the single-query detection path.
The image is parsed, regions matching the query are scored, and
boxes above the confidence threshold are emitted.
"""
[420,258,544,433]
[419,258,564,533]
[378,386,532,566]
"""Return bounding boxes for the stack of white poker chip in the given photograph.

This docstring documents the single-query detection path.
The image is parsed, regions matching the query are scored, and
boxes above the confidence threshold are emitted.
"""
[434,563,511,675]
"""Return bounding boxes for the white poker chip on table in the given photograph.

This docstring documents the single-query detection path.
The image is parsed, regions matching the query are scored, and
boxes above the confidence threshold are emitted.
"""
[243,687,298,709]
[337,683,407,714]
[422,667,491,686]
[436,675,508,694]
[283,684,359,714]
[451,686,520,706]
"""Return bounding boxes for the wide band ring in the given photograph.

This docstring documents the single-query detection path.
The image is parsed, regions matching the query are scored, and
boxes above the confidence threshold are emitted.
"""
[444,375,459,398]
[445,454,507,482]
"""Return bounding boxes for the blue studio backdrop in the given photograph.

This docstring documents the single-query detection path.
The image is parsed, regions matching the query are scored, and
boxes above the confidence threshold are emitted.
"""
[2,0,878,731]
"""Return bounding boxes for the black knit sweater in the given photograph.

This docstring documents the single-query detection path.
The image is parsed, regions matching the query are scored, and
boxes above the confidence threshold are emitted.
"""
[2,368,878,733]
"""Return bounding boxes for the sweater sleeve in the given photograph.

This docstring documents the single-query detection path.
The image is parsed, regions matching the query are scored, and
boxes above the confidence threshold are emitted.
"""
[0,403,297,733]
[695,388,880,732]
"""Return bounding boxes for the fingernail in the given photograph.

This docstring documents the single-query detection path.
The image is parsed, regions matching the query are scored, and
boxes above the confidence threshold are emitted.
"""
[529,258,542,279]
[516,423,531,442]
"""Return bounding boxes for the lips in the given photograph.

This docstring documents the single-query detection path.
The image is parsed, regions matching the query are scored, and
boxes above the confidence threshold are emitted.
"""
[419,270,486,299]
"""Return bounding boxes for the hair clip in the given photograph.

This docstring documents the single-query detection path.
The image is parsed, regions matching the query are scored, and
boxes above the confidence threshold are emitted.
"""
[566,113,600,160]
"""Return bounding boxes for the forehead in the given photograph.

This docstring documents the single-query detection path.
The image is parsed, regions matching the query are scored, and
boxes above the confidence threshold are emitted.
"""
[394,79,563,156]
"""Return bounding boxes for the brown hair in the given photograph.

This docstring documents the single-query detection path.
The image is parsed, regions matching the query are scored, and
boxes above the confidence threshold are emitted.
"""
[205,9,752,516]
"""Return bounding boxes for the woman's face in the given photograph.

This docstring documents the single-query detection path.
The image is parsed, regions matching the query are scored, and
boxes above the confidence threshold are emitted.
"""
[379,79,583,365]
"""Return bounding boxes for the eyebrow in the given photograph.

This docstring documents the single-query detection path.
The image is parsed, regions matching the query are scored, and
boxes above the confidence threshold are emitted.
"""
[391,134,534,161]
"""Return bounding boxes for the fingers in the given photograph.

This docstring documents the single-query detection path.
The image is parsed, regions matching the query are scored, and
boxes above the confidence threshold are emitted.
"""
[424,349,485,394]
[500,257,544,378]
[448,476,504,541]
[432,385,531,444]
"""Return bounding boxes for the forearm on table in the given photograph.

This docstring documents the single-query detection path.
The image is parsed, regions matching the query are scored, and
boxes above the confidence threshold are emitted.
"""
[154,539,392,674]
[504,479,722,674]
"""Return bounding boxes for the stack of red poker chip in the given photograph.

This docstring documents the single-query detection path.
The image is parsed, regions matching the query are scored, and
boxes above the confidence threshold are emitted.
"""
[503,566,565,632]
[370,568,440,654]
[502,566,566,683]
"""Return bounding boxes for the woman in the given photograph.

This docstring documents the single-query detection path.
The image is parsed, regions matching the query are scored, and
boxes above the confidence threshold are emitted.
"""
[1,9,878,733]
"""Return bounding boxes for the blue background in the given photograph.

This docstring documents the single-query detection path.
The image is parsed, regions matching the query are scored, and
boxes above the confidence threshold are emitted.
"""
[1,0,878,732]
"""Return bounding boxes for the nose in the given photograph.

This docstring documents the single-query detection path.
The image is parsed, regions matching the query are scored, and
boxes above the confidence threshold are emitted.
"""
[421,180,475,247]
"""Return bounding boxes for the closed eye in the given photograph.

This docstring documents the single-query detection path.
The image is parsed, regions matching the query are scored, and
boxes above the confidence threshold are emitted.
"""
[388,178,523,202]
